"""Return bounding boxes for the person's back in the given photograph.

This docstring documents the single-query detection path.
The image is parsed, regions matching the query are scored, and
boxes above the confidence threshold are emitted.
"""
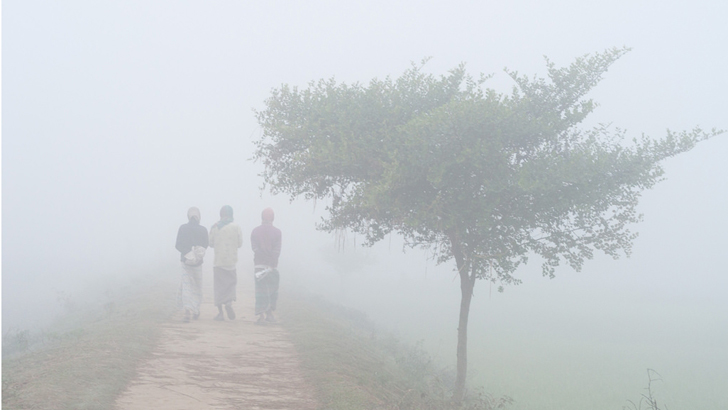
[175,210,209,265]
[175,207,208,322]
[251,207,282,323]
[208,205,242,321]
[251,221,282,268]
[210,222,243,268]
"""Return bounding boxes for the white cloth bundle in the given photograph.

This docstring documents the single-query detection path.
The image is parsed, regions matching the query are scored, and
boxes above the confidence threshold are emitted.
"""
[184,245,206,265]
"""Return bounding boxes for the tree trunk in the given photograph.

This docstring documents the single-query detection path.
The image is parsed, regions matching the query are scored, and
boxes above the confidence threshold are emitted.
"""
[449,233,476,404]
[453,264,475,403]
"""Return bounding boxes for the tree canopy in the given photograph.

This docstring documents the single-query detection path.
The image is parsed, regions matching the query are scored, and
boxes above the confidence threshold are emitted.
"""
[255,47,717,284]
[253,47,721,400]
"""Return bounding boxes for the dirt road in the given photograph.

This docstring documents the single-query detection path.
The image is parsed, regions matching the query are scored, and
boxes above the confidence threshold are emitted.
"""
[115,271,318,410]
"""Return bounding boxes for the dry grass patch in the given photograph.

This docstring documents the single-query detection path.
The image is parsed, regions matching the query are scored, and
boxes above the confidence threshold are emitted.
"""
[2,276,176,410]
[279,290,512,410]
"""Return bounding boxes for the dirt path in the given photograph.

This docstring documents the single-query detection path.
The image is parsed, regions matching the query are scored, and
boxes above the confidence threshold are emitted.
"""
[115,272,318,410]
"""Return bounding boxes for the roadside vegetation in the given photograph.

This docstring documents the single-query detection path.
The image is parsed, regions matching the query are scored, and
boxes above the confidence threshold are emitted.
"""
[2,273,177,410]
[279,289,513,410]
[252,48,721,401]
[280,289,677,410]
[3,272,672,410]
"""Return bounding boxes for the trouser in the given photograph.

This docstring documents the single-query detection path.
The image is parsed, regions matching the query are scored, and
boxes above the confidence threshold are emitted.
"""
[254,266,280,315]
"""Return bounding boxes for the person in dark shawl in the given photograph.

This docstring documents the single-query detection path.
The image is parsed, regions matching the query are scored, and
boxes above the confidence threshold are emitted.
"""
[209,205,243,321]
[251,207,282,323]
[175,207,209,322]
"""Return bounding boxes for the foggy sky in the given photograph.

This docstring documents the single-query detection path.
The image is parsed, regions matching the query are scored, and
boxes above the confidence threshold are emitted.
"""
[3,1,727,408]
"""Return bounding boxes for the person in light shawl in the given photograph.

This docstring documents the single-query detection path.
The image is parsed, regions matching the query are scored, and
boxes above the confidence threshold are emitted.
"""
[175,207,209,322]
[209,205,243,321]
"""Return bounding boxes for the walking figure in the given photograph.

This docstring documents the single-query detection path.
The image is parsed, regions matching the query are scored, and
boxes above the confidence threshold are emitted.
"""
[175,207,209,323]
[251,208,282,324]
[209,205,243,321]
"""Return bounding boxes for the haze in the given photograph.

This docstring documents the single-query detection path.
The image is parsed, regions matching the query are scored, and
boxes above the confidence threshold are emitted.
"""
[3,1,727,409]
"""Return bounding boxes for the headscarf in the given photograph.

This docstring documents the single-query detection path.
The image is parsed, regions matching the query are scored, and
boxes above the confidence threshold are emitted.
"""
[261,207,274,223]
[187,207,201,223]
[215,205,234,230]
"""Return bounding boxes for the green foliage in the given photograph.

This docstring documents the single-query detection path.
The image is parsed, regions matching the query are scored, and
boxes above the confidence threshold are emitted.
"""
[255,48,722,400]
[254,47,721,285]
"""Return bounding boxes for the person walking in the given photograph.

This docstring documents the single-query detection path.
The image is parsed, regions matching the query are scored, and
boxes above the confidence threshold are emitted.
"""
[175,207,209,323]
[209,205,243,321]
[251,207,282,324]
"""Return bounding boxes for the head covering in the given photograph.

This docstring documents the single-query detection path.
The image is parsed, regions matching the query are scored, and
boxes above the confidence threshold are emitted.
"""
[187,207,201,222]
[220,205,233,219]
[215,205,234,230]
[262,208,275,223]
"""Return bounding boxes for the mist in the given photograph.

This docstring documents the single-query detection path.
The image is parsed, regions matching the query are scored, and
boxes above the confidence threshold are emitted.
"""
[3,1,727,409]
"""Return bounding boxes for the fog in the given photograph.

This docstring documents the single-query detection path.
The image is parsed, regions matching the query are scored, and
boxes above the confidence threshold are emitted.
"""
[3,1,727,408]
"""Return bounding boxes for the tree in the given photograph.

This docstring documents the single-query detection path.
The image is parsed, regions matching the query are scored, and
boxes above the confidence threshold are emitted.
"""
[253,47,721,402]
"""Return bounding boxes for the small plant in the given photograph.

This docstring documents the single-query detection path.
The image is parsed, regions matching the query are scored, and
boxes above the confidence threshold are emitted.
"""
[56,290,77,312]
[2,328,31,356]
[463,388,514,410]
[623,369,668,410]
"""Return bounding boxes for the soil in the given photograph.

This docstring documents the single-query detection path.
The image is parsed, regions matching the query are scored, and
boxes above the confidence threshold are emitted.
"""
[114,272,318,410]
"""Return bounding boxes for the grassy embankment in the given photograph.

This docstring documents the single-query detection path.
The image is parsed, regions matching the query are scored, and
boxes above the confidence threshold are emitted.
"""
[279,290,512,410]
[3,272,508,410]
[279,289,682,410]
[2,274,177,410]
[3,274,669,410]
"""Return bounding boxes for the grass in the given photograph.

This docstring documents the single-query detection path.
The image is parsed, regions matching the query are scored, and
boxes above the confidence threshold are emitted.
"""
[278,289,687,410]
[2,272,680,410]
[622,369,669,410]
[278,290,513,410]
[2,274,176,410]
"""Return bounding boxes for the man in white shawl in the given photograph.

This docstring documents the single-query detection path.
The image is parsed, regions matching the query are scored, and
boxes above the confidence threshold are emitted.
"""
[209,205,243,321]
